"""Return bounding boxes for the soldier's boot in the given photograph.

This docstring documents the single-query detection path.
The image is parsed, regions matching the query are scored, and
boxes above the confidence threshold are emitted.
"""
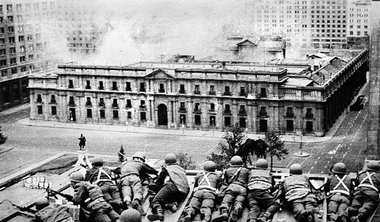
[147,205,164,221]
[179,208,195,222]
[132,199,145,216]
[257,212,270,222]
[165,201,178,212]
[212,208,229,222]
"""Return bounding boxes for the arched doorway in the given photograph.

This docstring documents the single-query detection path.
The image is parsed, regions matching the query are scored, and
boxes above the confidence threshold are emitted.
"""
[157,104,168,126]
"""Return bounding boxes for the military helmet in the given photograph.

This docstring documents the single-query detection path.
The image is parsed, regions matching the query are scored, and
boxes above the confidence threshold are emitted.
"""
[35,197,49,210]
[366,161,380,172]
[331,162,346,174]
[133,152,146,162]
[230,156,243,166]
[164,153,177,164]
[119,209,142,222]
[91,157,104,167]
[69,171,84,183]
[204,161,217,172]
[289,164,303,175]
[255,159,268,169]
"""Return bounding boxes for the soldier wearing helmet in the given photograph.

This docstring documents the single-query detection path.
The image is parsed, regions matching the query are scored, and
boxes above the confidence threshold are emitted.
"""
[246,159,279,222]
[281,164,317,222]
[348,161,380,222]
[213,155,249,222]
[31,197,73,222]
[324,162,353,222]
[179,161,222,222]
[118,151,158,215]
[69,171,120,222]
[148,153,189,221]
[85,157,123,213]
[117,209,141,222]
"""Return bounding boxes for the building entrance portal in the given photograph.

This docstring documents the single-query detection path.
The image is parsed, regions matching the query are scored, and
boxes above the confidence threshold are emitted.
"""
[157,104,168,125]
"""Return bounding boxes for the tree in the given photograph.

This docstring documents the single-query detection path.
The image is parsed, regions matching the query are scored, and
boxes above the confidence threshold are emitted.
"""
[0,126,7,146]
[264,131,288,172]
[207,123,246,170]
[176,152,196,170]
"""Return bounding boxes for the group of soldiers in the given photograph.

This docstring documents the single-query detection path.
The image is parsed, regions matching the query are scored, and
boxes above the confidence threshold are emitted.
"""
[30,152,380,222]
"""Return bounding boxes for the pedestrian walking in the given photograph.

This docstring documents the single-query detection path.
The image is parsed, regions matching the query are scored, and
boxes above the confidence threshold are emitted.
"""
[78,134,86,150]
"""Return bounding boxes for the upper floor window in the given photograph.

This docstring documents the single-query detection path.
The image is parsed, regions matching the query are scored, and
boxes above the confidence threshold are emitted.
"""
[194,85,200,94]
[179,84,185,94]
[112,99,118,108]
[98,81,104,90]
[259,106,268,117]
[36,94,42,103]
[86,80,91,89]
[260,88,267,98]
[99,98,105,107]
[140,100,146,108]
[159,83,165,93]
[286,107,294,117]
[112,81,118,90]
[50,95,56,104]
[139,82,145,92]
[126,82,131,91]
[224,86,231,96]
[194,103,201,111]
[86,97,92,106]
[209,85,216,95]
[224,104,231,114]
[126,99,132,108]
[68,79,74,88]
[210,103,215,111]
[240,87,246,96]
[68,96,75,106]
[306,108,314,118]
[239,105,246,115]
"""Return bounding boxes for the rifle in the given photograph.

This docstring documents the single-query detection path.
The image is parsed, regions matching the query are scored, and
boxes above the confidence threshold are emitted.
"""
[47,188,73,202]
[0,199,37,214]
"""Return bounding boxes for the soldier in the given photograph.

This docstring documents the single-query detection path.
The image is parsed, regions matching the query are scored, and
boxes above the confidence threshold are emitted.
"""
[325,162,353,222]
[117,209,141,222]
[213,155,249,222]
[179,161,222,222]
[70,171,119,222]
[31,197,73,222]
[85,157,123,213]
[119,151,158,214]
[282,164,318,222]
[347,161,380,222]
[78,134,86,150]
[247,159,280,222]
[147,153,190,221]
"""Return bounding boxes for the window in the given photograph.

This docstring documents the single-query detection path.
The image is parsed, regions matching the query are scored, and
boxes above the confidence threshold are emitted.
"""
[286,120,294,132]
[8,26,14,33]
[112,99,118,108]
[125,82,131,91]
[260,88,267,97]
[140,112,146,121]
[306,121,313,132]
[194,85,200,94]
[194,115,201,125]
[99,98,105,107]
[127,111,132,119]
[224,104,231,114]
[140,100,146,108]
[98,81,104,90]
[50,95,56,104]
[112,81,118,90]
[68,79,74,88]
[51,106,57,115]
[180,114,186,124]
[10,58,16,64]
[139,82,145,92]
[11,68,17,74]
[209,116,216,126]
[179,84,185,93]
[210,103,215,111]
[240,87,246,96]
[239,117,246,128]
[1,70,7,76]
[259,107,268,117]
[18,36,24,42]
[69,96,75,106]
[86,97,92,106]
[159,83,165,93]
[194,103,201,112]
[100,110,105,119]
[239,105,246,115]
[306,108,313,118]
[286,107,294,117]
[179,102,186,112]
[126,99,132,108]
[0,59,6,67]
[37,105,43,114]
[9,37,15,43]
[209,85,215,95]
[36,94,42,103]
[224,116,231,127]
[86,80,91,89]
[224,86,231,96]
[20,46,25,52]
[113,110,119,119]
[20,56,25,62]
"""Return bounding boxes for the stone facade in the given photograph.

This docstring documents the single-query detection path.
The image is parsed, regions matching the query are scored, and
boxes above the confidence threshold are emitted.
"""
[28,50,368,137]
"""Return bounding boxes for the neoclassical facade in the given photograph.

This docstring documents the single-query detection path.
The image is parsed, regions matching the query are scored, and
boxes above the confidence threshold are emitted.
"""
[28,50,368,137]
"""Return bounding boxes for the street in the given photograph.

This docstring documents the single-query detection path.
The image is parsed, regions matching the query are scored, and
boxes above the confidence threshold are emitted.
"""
[0,89,370,177]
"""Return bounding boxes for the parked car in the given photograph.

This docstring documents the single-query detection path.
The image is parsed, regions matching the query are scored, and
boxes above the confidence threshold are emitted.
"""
[350,95,366,111]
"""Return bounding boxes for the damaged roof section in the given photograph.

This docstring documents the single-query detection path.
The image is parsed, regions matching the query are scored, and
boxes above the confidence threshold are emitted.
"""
[309,57,348,86]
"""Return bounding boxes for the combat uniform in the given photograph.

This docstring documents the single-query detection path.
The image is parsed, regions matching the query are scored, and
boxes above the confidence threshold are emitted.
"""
[247,168,280,222]
[148,153,189,221]
[72,181,119,222]
[214,156,249,222]
[282,174,318,222]
[325,174,352,221]
[85,166,123,213]
[181,161,222,222]
[348,164,380,222]
[120,159,158,206]
[32,205,73,222]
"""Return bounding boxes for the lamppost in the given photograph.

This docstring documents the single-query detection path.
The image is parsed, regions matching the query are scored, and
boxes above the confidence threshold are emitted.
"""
[294,118,309,157]
[181,116,184,135]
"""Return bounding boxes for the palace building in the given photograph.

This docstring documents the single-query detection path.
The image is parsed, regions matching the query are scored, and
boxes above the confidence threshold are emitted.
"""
[28,50,368,137]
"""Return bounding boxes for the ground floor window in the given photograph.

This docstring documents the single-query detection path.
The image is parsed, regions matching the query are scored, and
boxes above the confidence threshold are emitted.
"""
[51,106,56,116]
[209,116,216,126]
[140,112,146,121]
[87,109,92,118]
[127,111,132,119]
[180,114,186,125]
[194,115,201,125]
[100,110,105,119]
[113,110,119,119]
[306,121,313,133]
[286,120,294,132]
[224,116,231,127]
[239,117,246,128]
[37,105,43,114]
[259,119,268,132]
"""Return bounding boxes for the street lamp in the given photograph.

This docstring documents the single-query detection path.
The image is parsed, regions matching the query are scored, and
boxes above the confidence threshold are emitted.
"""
[181,116,184,135]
